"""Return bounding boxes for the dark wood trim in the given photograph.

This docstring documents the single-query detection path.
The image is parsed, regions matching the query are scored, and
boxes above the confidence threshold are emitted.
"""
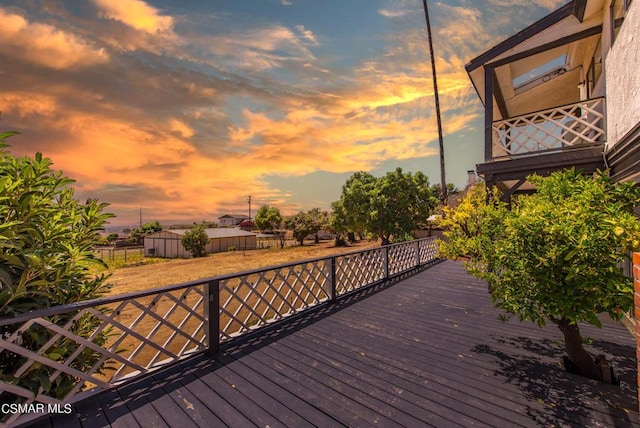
[477,145,605,181]
[207,280,220,355]
[490,25,602,68]
[607,121,640,183]
[501,178,527,202]
[491,97,604,126]
[573,0,588,22]
[465,3,574,73]
[493,70,509,119]
[484,66,494,162]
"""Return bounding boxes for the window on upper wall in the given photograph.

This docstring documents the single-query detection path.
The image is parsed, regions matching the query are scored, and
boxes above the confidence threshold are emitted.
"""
[512,54,568,95]
[610,0,632,44]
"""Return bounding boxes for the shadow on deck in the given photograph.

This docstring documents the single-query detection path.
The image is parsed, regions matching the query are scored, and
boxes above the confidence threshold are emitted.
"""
[26,261,640,427]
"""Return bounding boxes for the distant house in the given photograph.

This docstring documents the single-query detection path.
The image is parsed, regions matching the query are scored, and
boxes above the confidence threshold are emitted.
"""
[218,214,250,227]
[466,0,640,201]
[144,228,257,258]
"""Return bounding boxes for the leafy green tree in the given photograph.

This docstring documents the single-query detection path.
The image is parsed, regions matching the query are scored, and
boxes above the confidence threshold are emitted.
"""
[129,221,162,245]
[308,208,330,243]
[254,205,282,232]
[440,170,640,381]
[333,168,437,245]
[370,168,436,245]
[430,183,459,199]
[0,131,114,407]
[284,211,317,246]
[329,200,351,245]
[106,233,120,244]
[438,183,509,275]
[331,171,376,242]
[181,223,209,257]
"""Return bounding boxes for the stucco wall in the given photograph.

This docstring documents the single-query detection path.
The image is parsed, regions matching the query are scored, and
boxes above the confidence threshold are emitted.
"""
[606,1,640,147]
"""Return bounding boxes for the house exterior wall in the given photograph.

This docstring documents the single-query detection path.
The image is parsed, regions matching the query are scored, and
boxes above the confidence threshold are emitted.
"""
[218,216,248,227]
[218,218,236,227]
[605,0,640,148]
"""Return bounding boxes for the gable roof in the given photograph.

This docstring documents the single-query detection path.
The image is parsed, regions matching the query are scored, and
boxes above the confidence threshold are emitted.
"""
[218,214,249,220]
[465,2,575,73]
[464,0,604,112]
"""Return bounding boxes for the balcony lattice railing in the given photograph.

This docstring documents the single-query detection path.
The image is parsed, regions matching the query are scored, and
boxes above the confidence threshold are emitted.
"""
[492,97,606,158]
[0,238,439,427]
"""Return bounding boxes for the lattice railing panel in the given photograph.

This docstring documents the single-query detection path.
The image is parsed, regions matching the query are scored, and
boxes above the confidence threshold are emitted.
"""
[419,238,438,263]
[492,98,605,157]
[335,248,385,296]
[388,241,418,275]
[0,284,206,425]
[218,260,331,341]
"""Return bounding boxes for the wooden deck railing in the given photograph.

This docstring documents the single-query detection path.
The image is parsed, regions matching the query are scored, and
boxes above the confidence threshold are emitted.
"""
[491,97,606,158]
[0,238,439,426]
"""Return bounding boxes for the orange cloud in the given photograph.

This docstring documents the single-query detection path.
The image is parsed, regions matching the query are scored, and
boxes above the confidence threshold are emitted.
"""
[0,1,494,224]
[0,8,108,69]
[93,0,174,34]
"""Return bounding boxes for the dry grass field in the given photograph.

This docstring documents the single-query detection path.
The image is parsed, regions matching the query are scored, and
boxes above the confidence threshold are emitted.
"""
[104,240,380,296]
[87,239,381,383]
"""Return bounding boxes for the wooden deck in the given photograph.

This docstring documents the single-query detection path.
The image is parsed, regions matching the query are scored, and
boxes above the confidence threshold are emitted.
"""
[25,261,640,427]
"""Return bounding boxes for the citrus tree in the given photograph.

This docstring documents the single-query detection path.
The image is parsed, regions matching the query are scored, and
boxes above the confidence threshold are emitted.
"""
[440,170,640,381]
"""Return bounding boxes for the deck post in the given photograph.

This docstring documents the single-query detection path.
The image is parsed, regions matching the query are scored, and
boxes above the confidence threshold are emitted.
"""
[329,257,337,304]
[205,280,220,355]
[383,245,389,279]
[415,240,420,267]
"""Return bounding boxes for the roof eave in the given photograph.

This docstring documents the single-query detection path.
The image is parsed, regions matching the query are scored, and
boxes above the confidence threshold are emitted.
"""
[464,1,575,73]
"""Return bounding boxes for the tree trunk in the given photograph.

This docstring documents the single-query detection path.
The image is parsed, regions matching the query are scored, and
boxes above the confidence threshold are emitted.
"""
[556,318,602,381]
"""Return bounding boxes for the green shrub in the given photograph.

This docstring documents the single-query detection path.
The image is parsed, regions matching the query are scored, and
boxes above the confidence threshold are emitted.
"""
[181,223,208,257]
[0,131,115,412]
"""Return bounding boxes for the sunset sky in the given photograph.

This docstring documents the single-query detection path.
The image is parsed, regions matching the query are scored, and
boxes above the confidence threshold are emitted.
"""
[0,0,566,226]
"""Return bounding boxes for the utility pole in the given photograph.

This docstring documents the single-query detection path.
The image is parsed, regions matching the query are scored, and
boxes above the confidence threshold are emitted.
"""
[422,0,447,206]
[246,195,252,220]
[139,207,142,228]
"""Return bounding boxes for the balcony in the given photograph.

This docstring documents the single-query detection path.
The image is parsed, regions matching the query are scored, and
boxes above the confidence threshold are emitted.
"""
[477,98,607,198]
[491,98,605,159]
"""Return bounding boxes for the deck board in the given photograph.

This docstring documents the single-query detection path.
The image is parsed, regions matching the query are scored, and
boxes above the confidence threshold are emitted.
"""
[27,260,640,428]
